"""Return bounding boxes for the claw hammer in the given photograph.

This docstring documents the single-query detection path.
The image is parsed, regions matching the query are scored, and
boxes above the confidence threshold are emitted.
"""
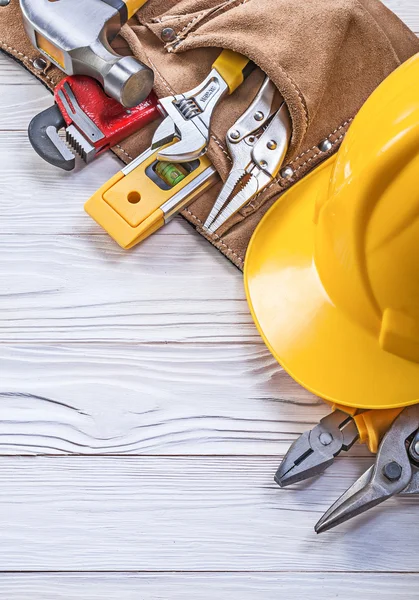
[20,0,154,108]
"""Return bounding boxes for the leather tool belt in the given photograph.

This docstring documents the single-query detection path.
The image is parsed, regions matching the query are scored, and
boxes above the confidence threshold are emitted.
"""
[1,0,418,268]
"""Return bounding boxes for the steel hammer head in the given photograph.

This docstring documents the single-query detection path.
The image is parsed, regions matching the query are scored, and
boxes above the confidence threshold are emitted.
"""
[20,0,154,108]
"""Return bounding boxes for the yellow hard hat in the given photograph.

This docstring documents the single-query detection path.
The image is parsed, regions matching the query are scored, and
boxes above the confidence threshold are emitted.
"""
[245,53,419,411]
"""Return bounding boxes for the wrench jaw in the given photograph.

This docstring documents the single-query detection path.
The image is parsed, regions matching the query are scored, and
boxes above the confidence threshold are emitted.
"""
[151,69,230,164]
[66,125,96,164]
[156,129,208,163]
[27,76,160,171]
[151,113,180,152]
[152,114,208,163]
[28,103,76,172]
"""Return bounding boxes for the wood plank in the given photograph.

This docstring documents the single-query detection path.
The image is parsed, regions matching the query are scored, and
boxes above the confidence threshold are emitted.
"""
[0,53,43,86]
[0,234,253,343]
[0,456,417,571]
[0,572,418,600]
[0,82,51,130]
[0,131,130,236]
[0,343,331,456]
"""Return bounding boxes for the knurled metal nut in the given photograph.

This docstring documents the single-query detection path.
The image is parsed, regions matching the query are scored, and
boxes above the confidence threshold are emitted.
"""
[161,27,176,43]
[33,57,48,71]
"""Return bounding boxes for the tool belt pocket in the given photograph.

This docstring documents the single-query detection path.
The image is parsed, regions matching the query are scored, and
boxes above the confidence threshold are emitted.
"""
[1,0,417,268]
[116,0,419,266]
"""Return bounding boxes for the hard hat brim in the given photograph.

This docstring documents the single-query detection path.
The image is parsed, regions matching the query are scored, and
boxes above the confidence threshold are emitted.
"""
[245,158,419,410]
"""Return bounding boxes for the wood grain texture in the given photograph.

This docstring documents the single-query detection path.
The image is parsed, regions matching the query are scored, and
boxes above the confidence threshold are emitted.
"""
[0,343,333,456]
[0,234,255,343]
[0,131,129,235]
[0,456,417,572]
[0,86,51,130]
[1,572,419,600]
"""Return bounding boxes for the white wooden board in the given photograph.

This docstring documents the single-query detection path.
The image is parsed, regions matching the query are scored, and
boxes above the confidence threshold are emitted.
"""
[2,573,419,600]
[0,456,416,572]
[0,344,329,456]
[0,1,418,597]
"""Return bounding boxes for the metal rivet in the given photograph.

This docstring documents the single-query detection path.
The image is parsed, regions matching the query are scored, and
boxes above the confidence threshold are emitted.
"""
[383,461,402,482]
[254,111,264,121]
[267,140,277,151]
[415,441,419,456]
[161,27,176,43]
[319,139,333,153]
[319,432,333,447]
[0,0,11,6]
[280,166,294,179]
[230,130,241,141]
[33,57,47,71]
[260,160,268,169]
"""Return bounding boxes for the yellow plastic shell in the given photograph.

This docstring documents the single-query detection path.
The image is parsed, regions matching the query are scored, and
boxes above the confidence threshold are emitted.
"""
[125,0,149,19]
[245,53,419,411]
[85,150,214,249]
[213,50,250,94]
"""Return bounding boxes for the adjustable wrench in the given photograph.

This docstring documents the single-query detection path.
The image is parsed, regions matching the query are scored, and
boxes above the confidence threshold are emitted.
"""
[151,49,254,163]
[84,49,254,246]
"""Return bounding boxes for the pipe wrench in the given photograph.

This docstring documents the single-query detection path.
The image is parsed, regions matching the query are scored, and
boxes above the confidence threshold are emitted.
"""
[204,77,292,233]
[85,49,254,247]
[28,75,160,171]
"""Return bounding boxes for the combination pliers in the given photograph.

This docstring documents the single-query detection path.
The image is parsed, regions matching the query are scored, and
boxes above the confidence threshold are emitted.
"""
[276,405,419,532]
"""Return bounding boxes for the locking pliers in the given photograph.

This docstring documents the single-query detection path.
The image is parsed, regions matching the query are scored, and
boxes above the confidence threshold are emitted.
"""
[203,77,292,233]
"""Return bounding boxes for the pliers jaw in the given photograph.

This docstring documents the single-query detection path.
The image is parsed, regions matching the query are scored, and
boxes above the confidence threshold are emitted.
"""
[279,405,419,533]
[203,78,292,233]
[275,409,359,487]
